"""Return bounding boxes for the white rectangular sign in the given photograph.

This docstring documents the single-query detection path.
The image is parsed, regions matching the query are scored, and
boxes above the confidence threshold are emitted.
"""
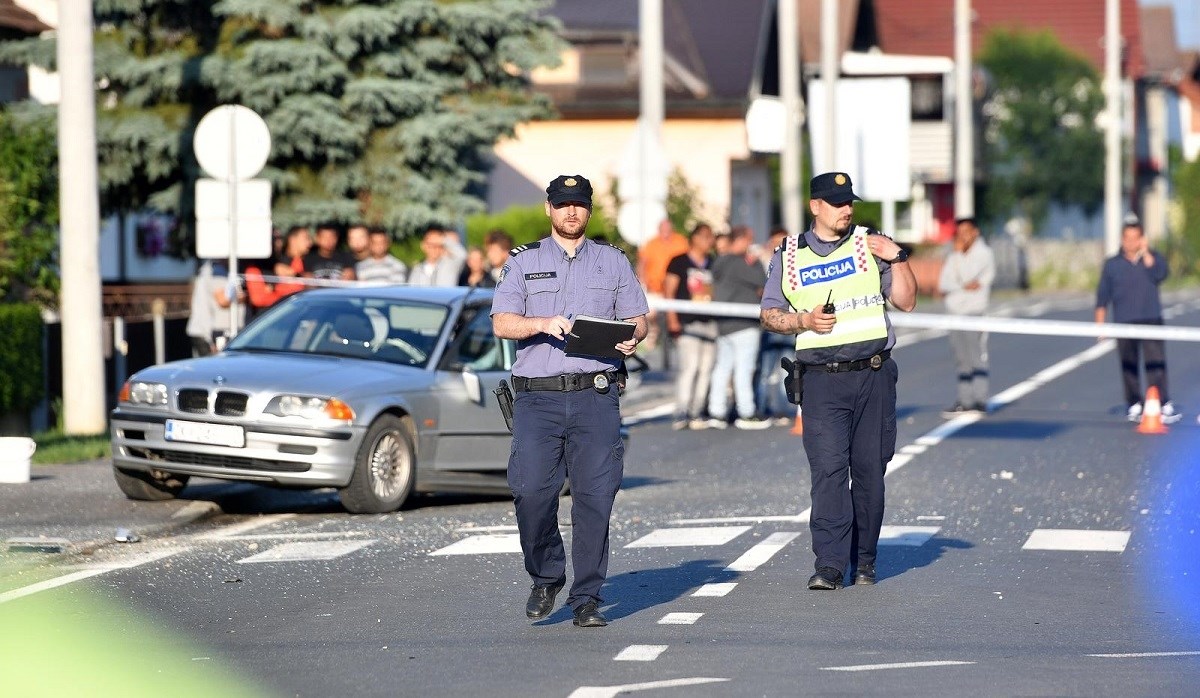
[195,178,273,259]
[807,78,912,202]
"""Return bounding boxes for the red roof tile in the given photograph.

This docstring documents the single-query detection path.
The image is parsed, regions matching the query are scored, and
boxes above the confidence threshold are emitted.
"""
[873,0,1144,78]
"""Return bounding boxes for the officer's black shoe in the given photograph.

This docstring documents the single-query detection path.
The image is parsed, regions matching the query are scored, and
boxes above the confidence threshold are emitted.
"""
[525,579,565,620]
[572,600,608,627]
[807,567,843,590]
[854,564,876,586]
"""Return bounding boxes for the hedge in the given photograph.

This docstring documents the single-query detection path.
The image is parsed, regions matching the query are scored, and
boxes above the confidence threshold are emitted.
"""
[0,303,43,413]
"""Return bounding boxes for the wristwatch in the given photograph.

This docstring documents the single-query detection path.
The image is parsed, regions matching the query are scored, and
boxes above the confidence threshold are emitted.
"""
[888,247,909,264]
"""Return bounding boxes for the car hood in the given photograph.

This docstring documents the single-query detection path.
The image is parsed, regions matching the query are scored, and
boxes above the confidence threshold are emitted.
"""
[130,351,433,395]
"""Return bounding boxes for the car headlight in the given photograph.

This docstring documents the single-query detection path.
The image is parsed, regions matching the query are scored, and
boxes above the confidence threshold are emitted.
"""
[118,381,168,407]
[264,395,355,421]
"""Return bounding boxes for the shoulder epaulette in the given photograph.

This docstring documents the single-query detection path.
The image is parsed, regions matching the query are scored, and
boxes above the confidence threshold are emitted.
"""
[592,238,621,249]
[510,241,541,256]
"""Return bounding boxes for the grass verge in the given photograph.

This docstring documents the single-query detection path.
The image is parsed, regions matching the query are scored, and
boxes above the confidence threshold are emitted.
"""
[32,430,109,465]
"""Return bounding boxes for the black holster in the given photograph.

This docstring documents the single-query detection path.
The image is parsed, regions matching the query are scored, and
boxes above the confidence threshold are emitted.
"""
[781,356,804,405]
[493,379,515,433]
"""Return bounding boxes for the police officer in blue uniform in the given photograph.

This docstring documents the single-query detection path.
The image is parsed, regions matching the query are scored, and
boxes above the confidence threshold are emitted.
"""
[492,174,649,627]
[760,172,917,589]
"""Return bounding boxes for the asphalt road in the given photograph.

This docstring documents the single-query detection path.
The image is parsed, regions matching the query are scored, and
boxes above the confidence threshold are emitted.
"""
[3,294,1200,697]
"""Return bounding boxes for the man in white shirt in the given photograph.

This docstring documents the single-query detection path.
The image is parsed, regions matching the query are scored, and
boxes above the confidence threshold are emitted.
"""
[355,228,408,285]
[407,225,466,287]
[938,217,995,416]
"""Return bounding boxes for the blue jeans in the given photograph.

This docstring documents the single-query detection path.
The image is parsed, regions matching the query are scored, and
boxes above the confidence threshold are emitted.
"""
[757,339,794,418]
[708,327,762,420]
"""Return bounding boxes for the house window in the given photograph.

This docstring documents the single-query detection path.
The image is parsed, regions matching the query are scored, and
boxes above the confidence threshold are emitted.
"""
[581,46,632,87]
[911,76,944,121]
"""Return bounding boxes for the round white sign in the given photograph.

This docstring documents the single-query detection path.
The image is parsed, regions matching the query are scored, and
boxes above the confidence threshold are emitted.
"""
[193,105,271,181]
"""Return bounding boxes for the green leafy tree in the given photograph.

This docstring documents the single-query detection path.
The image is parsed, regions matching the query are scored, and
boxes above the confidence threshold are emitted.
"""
[1169,147,1200,278]
[977,28,1105,232]
[0,104,60,306]
[1,0,562,244]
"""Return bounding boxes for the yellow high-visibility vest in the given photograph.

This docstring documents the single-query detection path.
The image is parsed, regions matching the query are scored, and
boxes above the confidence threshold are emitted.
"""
[781,226,888,350]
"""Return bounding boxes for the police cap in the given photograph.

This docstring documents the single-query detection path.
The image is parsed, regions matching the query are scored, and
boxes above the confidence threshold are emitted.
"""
[546,174,593,207]
[809,172,862,206]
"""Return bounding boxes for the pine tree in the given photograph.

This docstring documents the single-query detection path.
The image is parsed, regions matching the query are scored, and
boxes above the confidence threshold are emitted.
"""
[2,0,561,241]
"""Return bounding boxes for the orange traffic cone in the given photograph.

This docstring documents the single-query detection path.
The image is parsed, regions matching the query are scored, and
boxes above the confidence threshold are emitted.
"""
[790,405,804,435]
[1137,385,1169,435]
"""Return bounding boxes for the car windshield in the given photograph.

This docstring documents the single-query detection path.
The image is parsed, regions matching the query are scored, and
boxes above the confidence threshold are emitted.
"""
[227,295,450,368]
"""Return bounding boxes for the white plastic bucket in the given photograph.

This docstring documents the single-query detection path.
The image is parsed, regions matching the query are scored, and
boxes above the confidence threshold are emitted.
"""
[0,437,36,484]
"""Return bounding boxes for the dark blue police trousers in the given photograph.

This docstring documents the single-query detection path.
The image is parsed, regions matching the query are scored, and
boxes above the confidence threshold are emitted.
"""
[801,358,898,575]
[508,387,624,610]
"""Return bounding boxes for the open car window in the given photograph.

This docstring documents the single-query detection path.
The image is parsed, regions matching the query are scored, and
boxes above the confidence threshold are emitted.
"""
[227,295,449,367]
[439,306,513,373]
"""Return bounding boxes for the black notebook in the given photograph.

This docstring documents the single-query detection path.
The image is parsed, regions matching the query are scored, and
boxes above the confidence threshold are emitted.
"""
[565,315,636,360]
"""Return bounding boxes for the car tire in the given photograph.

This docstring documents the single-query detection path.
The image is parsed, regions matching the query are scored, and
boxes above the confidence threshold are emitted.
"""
[112,466,190,501]
[340,415,415,514]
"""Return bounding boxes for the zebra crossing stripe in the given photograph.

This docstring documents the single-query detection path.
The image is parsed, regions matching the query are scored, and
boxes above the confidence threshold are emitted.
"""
[614,645,668,661]
[429,533,522,556]
[878,526,940,546]
[625,526,751,548]
[692,583,738,597]
[236,540,375,564]
[1022,529,1130,552]
[725,532,800,572]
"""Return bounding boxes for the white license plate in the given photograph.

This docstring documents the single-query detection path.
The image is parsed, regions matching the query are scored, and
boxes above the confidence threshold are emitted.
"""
[164,419,245,448]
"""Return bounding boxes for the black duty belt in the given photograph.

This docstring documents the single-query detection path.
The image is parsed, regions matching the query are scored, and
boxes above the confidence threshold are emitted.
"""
[512,371,616,392]
[807,350,891,373]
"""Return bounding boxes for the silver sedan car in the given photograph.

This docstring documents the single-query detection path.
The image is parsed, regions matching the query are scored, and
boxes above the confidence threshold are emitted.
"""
[110,286,518,513]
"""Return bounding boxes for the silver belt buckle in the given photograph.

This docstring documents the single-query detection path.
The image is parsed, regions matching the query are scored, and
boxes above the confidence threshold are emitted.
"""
[592,373,610,392]
[869,354,883,370]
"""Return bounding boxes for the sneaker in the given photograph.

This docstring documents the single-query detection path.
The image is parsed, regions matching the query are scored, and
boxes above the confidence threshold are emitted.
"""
[689,418,711,430]
[672,418,689,431]
[734,416,772,430]
[705,417,728,430]
[1162,401,1182,424]
[941,403,980,419]
[971,402,989,415]
[1126,403,1143,422]
[773,415,794,427]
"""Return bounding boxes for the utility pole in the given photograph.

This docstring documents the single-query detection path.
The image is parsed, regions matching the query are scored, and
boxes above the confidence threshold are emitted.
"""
[57,0,107,434]
[1103,0,1122,256]
[779,0,803,236]
[820,0,838,170]
[954,0,974,219]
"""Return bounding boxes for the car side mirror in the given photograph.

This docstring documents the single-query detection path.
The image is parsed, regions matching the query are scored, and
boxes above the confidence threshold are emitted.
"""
[462,369,482,404]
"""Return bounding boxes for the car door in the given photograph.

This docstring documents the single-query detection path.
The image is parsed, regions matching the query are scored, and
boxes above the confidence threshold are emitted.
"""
[430,304,515,471]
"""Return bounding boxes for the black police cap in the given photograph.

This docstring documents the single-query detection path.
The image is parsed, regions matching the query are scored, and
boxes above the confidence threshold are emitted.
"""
[546,174,593,207]
[809,171,862,205]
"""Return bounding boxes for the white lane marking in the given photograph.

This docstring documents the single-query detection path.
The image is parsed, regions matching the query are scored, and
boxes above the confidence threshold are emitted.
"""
[625,526,751,548]
[916,515,946,521]
[822,660,975,672]
[428,533,522,556]
[236,540,375,564]
[885,453,913,475]
[1022,529,1130,552]
[673,514,808,524]
[692,582,738,597]
[172,500,220,520]
[220,531,371,541]
[878,526,941,547]
[658,612,704,625]
[614,645,669,662]
[0,547,188,605]
[622,402,675,426]
[1088,651,1200,658]
[900,443,928,454]
[988,340,1114,410]
[568,678,730,698]
[195,513,297,540]
[724,531,801,572]
[452,525,519,534]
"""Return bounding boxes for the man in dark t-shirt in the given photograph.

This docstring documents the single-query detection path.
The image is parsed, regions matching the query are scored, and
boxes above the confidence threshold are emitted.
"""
[706,226,768,429]
[303,224,357,281]
[663,224,717,430]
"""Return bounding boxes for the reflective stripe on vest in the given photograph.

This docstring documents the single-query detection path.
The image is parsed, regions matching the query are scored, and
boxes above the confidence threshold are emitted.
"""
[782,226,888,350]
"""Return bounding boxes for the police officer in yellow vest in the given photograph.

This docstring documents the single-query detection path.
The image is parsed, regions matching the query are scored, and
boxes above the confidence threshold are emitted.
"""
[760,172,917,590]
